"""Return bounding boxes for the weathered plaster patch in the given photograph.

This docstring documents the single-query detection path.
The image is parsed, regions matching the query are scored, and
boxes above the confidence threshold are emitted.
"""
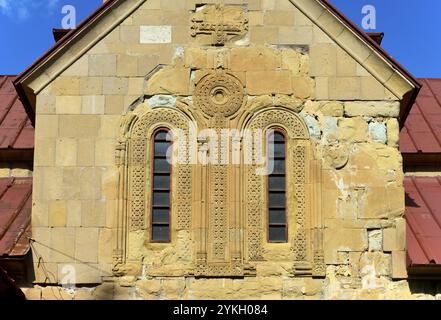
[368,122,387,144]
[148,95,177,108]
[140,26,172,44]
[300,112,321,139]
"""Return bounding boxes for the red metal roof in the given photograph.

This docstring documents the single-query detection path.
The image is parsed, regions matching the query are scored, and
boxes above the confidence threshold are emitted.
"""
[0,177,32,257]
[400,78,441,153]
[0,76,34,150]
[405,176,441,268]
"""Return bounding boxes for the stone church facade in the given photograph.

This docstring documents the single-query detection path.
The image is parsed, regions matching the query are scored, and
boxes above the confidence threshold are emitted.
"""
[11,0,435,299]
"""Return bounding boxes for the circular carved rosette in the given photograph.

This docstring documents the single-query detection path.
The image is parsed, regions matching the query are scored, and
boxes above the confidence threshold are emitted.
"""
[194,72,244,118]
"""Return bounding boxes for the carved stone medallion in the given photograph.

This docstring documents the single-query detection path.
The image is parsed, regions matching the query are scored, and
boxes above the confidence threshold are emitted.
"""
[194,72,244,118]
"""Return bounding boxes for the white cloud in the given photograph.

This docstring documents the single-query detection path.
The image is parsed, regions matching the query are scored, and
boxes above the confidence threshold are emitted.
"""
[0,0,60,21]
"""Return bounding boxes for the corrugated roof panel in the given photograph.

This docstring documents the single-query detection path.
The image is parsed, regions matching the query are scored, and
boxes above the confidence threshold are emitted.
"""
[0,178,32,257]
[400,79,441,153]
[405,176,441,267]
[0,76,34,150]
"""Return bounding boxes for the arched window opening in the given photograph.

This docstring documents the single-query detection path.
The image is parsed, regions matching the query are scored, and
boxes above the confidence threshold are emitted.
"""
[267,130,287,243]
[151,129,172,242]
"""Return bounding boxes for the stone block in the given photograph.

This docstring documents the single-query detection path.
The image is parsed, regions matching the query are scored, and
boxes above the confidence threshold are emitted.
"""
[310,43,337,76]
[55,138,77,166]
[361,76,386,100]
[98,228,115,264]
[37,94,56,115]
[230,47,281,71]
[59,115,100,138]
[82,96,105,114]
[246,70,292,95]
[344,101,400,118]
[52,77,80,96]
[137,55,160,76]
[128,78,145,96]
[102,168,118,200]
[391,251,408,279]
[146,67,190,95]
[81,200,106,227]
[48,200,67,227]
[36,116,58,139]
[250,26,279,44]
[77,138,96,166]
[66,200,82,227]
[278,26,313,45]
[314,77,329,100]
[120,26,140,44]
[32,200,48,227]
[99,115,120,139]
[338,117,368,142]
[79,168,102,200]
[62,56,89,77]
[336,48,356,76]
[95,139,115,166]
[56,96,82,114]
[264,11,295,25]
[184,47,207,69]
[161,0,186,11]
[249,11,263,26]
[39,167,64,200]
[89,54,117,76]
[324,228,368,264]
[34,138,55,166]
[103,77,129,95]
[50,227,76,263]
[117,54,138,77]
[281,49,301,73]
[395,218,406,251]
[328,77,361,100]
[383,228,397,252]
[320,101,343,117]
[105,95,125,115]
[75,227,99,263]
[387,119,399,147]
[292,77,315,99]
[80,77,103,95]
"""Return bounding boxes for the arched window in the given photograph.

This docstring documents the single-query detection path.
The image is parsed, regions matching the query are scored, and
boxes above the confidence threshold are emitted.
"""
[267,130,287,243]
[151,129,171,242]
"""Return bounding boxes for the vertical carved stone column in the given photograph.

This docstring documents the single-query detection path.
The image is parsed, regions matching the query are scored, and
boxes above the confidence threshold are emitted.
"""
[113,139,128,275]
[195,138,209,267]
[230,135,242,264]
[312,158,326,277]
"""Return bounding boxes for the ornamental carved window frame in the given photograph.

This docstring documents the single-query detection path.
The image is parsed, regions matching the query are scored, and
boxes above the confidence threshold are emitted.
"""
[240,105,326,277]
[113,105,195,274]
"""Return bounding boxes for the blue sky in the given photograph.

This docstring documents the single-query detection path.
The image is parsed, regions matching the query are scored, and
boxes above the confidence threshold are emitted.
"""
[0,0,439,77]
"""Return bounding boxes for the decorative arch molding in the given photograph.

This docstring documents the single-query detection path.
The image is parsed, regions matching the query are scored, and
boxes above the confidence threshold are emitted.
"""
[242,107,325,277]
[113,104,195,274]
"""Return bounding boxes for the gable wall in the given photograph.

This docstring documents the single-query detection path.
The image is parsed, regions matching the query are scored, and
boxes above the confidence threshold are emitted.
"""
[26,0,429,300]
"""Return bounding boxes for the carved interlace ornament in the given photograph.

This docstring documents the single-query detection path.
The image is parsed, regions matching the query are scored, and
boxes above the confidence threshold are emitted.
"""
[245,108,309,262]
[190,5,249,45]
[130,107,192,231]
[194,72,244,118]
